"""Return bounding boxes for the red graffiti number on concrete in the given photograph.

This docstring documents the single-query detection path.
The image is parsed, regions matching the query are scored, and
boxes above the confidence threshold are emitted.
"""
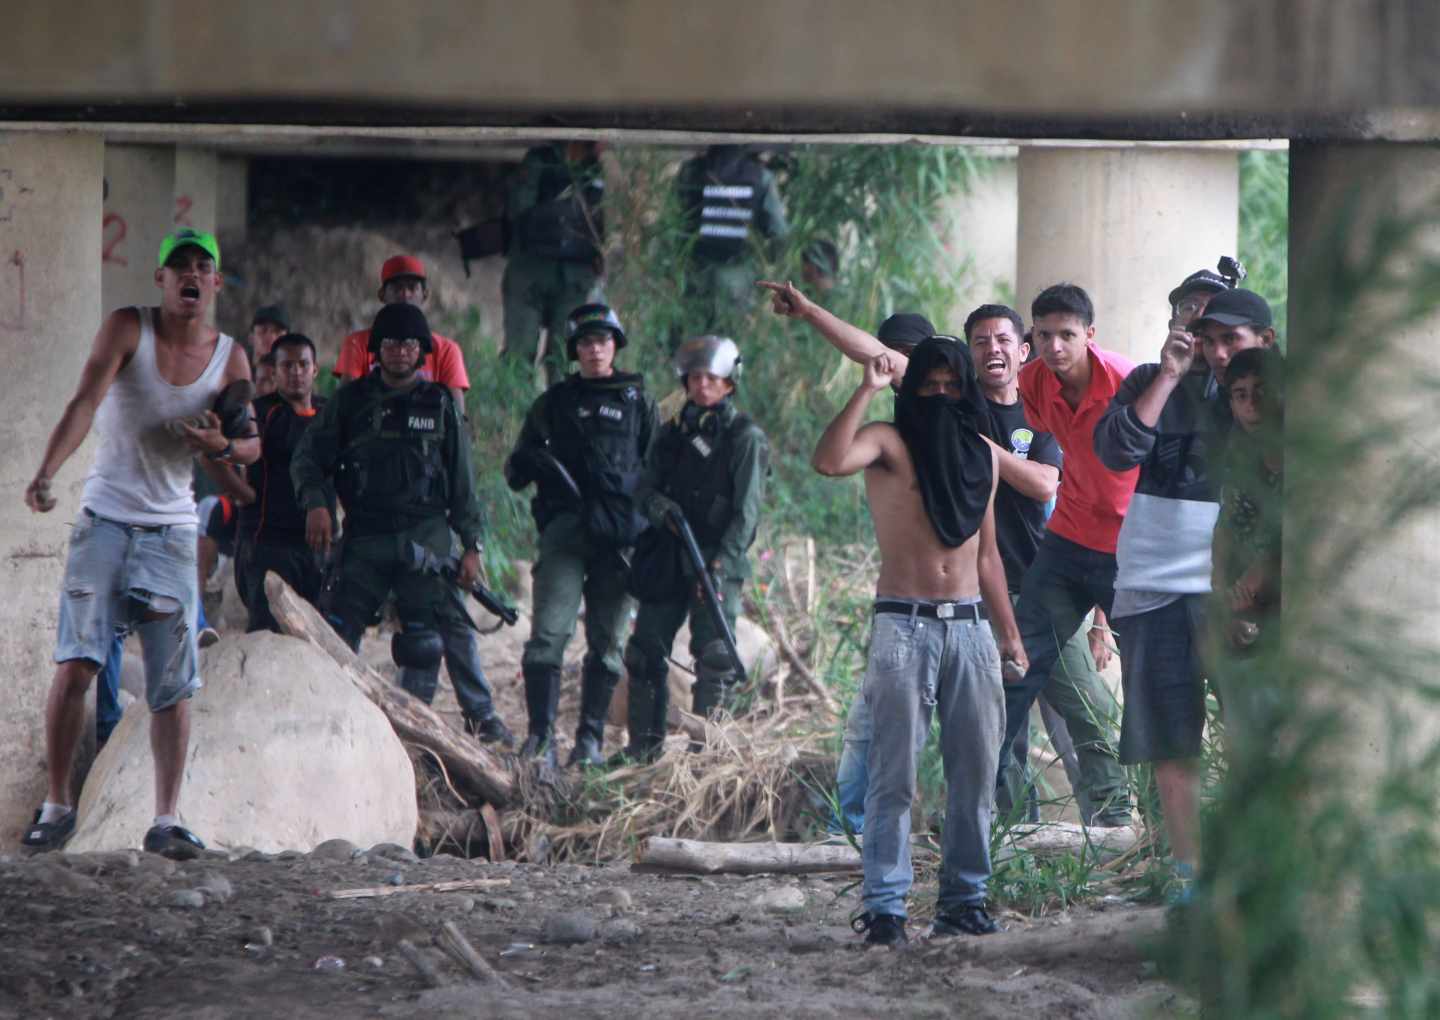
[174,196,194,226]
[1,250,26,332]
[102,212,129,266]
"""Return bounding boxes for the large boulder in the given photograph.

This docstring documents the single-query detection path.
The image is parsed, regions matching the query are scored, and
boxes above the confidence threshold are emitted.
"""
[68,630,417,854]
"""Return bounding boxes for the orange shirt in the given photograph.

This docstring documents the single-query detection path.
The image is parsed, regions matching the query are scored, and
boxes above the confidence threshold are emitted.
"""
[332,330,470,389]
[1017,344,1139,555]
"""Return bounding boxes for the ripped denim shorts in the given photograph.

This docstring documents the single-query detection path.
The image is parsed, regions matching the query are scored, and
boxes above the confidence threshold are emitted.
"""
[54,508,201,711]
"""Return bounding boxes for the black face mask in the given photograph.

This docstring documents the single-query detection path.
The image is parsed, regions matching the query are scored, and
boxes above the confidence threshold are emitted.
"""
[895,338,998,548]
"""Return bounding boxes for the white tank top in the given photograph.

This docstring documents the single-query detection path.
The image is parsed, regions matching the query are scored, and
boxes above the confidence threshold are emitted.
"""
[82,308,234,525]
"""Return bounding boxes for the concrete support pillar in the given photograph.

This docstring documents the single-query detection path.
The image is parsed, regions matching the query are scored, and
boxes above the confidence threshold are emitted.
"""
[1016,147,1238,364]
[104,145,222,318]
[101,144,174,311]
[1286,142,1440,764]
[173,147,219,238]
[0,130,103,843]
[217,155,249,243]
[940,155,1017,331]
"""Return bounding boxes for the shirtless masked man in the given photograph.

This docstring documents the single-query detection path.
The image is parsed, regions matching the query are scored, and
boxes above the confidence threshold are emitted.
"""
[21,228,259,857]
[813,338,1027,947]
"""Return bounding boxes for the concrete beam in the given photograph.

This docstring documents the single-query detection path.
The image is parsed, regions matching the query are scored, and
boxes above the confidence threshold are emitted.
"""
[1,2,1439,132]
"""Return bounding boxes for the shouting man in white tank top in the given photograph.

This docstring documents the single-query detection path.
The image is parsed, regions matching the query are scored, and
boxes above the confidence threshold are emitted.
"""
[20,228,259,858]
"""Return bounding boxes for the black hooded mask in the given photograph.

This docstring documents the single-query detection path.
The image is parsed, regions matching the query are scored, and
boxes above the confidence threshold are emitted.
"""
[895,337,999,548]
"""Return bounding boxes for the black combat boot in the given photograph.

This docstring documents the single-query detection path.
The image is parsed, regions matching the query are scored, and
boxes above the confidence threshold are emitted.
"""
[521,664,562,767]
[691,640,739,722]
[568,658,620,768]
[620,662,670,764]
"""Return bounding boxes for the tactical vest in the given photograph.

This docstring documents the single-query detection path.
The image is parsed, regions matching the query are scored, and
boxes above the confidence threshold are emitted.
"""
[654,408,760,550]
[686,156,768,263]
[514,149,605,263]
[537,374,648,543]
[333,378,452,532]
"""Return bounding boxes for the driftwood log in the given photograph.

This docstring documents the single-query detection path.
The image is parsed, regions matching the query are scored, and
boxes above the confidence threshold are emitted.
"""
[265,573,514,807]
[995,821,1139,861]
[634,837,862,875]
[637,822,1139,876]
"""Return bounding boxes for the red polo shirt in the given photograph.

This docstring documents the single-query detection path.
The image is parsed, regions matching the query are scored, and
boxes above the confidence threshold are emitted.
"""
[1018,344,1139,554]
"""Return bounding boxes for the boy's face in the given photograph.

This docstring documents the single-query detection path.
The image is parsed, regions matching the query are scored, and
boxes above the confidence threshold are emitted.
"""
[1031,313,1094,378]
[254,362,277,398]
[1228,374,1265,433]
[686,370,734,408]
[1194,321,1272,383]
[574,332,617,379]
[154,247,221,319]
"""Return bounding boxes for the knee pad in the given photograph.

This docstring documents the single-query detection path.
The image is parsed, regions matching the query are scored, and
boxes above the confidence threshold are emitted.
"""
[697,639,737,684]
[392,625,444,670]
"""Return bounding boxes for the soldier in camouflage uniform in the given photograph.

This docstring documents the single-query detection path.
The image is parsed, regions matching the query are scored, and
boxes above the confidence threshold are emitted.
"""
[622,336,769,761]
[506,304,659,767]
[291,303,513,745]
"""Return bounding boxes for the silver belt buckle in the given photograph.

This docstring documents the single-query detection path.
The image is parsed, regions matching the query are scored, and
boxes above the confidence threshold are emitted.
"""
[936,602,955,620]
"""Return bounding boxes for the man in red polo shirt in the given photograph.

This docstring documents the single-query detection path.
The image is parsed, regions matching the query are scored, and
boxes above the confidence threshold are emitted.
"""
[333,255,470,408]
[1003,283,1140,822]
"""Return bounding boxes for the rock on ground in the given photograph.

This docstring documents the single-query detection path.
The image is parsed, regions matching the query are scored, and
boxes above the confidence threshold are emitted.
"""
[67,630,417,855]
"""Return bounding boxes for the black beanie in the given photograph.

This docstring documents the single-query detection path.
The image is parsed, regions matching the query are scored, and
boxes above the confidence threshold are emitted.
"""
[367,302,433,354]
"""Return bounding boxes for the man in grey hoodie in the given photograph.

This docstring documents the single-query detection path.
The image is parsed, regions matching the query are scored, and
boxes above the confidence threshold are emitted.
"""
[1093,272,1274,878]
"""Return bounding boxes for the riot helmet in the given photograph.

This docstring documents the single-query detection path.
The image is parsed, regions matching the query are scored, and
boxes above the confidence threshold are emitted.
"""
[565,303,627,360]
[673,335,742,383]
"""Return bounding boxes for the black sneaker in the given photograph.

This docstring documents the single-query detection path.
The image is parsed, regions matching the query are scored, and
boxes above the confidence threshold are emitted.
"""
[931,904,1002,937]
[20,808,76,854]
[852,912,908,947]
[466,714,515,749]
[519,734,558,768]
[143,824,206,861]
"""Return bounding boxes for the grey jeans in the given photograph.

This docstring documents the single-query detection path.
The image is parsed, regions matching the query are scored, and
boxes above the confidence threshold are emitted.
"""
[861,603,1006,918]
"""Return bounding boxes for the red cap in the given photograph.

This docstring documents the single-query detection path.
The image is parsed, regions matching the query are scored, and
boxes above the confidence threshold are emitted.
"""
[379,255,427,292]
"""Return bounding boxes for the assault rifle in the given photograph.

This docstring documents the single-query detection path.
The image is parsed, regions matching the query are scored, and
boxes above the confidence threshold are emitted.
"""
[405,541,519,628]
[664,507,746,682]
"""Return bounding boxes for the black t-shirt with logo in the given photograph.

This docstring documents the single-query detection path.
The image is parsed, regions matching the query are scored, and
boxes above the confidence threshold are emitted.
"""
[238,393,329,544]
[988,398,1063,592]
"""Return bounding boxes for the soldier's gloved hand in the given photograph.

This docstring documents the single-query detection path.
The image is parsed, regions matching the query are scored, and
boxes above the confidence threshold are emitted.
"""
[504,450,538,491]
[648,495,683,532]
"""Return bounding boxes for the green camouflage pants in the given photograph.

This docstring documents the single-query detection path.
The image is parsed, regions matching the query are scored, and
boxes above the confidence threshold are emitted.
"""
[502,252,602,375]
[521,513,633,675]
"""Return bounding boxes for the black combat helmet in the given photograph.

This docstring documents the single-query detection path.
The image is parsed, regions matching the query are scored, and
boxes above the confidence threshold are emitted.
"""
[565,303,627,360]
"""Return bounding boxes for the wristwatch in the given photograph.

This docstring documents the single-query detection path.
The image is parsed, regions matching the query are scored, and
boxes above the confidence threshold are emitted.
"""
[205,440,234,461]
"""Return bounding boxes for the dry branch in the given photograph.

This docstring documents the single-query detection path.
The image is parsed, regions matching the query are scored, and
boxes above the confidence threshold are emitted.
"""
[635,837,861,875]
[438,920,511,989]
[266,573,515,806]
[326,877,513,900]
[396,938,445,988]
[767,611,839,716]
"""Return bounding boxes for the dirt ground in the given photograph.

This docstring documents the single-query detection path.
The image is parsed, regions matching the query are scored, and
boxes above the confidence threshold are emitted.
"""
[0,842,1187,1020]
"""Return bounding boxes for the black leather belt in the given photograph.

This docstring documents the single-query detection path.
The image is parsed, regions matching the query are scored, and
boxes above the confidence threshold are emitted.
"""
[873,600,987,622]
[83,506,167,533]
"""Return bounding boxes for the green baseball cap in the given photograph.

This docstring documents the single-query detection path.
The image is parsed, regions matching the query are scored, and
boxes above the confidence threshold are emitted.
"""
[157,228,221,271]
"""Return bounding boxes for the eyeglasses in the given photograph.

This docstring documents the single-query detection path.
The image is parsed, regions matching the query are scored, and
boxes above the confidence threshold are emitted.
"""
[380,338,421,351]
